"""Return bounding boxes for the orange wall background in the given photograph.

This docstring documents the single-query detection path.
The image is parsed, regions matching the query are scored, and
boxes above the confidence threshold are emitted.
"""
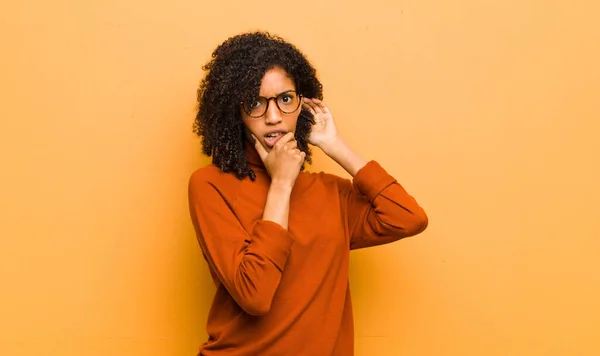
[2,0,599,355]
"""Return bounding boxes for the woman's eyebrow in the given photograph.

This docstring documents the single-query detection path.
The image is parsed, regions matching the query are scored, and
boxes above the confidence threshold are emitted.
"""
[258,89,295,98]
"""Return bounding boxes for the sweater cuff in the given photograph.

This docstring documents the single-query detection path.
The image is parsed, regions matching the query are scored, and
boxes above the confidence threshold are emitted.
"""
[353,161,397,203]
[251,220,294,271]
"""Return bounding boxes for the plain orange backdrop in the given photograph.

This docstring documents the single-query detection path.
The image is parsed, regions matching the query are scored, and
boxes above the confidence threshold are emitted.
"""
[1,0,599,355]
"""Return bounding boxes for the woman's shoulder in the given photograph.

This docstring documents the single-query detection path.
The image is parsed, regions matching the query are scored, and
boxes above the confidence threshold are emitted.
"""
[190,163,220,181]
[189,164,241,192]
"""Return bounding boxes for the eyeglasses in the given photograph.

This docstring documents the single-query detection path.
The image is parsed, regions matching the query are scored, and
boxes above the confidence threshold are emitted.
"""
[241,90,303,118]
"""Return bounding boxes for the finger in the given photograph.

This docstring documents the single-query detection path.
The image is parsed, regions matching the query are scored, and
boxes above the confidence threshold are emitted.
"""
[302,101,317,115]
[284,139,298,150]
[252,134,269,162]
[304,103,324,123]
[302,97,315,105]
[281,132,296,143]
[313,99,330,114]
[274,132,295,149]
[306,99,323,115]
[290,148,302,161]
[293,147,304,155]
[312,102,323,115]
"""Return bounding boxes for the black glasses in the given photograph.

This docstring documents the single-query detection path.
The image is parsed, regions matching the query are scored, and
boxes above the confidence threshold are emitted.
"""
[241,90,303,118]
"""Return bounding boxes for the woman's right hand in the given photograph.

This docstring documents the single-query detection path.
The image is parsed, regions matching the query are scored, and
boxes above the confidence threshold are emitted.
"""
[253,133,305,188]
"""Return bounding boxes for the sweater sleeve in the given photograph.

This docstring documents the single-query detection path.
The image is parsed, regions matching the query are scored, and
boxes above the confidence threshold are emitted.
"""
[188,173,294,316]
[344,161,428,250]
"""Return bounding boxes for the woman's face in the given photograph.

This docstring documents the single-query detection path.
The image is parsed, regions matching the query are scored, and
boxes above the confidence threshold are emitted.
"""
[241,66,301,152]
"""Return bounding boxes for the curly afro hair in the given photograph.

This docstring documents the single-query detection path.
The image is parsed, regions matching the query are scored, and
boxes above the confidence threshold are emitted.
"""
[193,31,323,180]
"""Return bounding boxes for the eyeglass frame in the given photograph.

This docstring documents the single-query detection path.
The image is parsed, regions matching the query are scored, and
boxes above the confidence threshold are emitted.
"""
[240,90,303,118]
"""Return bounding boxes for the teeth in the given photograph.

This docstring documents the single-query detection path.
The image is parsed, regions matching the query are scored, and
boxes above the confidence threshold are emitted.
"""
[265,132,283,139]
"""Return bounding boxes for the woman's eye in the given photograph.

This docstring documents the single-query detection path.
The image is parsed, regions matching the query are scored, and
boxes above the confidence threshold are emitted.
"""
[249,100,262,108]
[280,95,292,103]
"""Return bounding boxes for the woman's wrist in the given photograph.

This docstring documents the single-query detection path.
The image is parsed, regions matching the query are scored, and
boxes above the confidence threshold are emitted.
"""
[269,178,295,192]
[320,136,367,177]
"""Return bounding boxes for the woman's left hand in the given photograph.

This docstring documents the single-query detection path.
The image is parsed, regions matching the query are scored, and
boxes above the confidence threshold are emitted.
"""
[303,98,340,149]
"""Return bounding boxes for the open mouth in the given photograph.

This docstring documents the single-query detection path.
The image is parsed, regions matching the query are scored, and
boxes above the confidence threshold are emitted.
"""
[264,132,286,147]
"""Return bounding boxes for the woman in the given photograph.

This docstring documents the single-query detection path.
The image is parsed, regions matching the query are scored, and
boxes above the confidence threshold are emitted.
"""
[188,31,428,356]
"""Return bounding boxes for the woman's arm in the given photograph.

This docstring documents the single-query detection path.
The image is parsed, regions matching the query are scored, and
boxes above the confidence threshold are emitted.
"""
[319,135,366,177]
[253,132,306,230]
[188,172,294,316]
[343,161,428,249]
[303,98,428,249]
[302,97,365,177]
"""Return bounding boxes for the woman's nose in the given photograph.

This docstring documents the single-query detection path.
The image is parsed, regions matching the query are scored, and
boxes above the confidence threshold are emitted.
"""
[264,99,282,124]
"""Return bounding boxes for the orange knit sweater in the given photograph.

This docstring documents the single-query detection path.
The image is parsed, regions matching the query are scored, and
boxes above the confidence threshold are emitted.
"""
[188,144,428,355]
